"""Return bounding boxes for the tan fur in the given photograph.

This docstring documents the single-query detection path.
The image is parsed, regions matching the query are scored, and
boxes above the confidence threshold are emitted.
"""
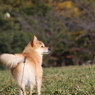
[0,36,50,95]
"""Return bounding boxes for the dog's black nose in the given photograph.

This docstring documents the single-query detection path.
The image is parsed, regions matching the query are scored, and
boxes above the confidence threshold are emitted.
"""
[48,48,51,51]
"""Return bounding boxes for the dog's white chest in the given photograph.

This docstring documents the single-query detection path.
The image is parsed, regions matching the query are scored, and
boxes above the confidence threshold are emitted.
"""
[20,64,36,86]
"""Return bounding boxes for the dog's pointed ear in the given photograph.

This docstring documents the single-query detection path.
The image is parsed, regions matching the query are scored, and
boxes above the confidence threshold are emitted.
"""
[31,36,38,47]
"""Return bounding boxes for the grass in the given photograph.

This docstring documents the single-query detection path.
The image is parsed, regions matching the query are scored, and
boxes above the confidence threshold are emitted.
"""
[1,65,95,95]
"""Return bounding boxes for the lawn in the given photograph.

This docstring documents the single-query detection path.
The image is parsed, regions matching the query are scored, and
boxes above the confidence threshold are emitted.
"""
[0,65,95,95]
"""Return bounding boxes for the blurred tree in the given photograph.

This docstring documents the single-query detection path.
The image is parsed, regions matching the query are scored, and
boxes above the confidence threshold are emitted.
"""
[0,0,95,67]
[0,31,33,53]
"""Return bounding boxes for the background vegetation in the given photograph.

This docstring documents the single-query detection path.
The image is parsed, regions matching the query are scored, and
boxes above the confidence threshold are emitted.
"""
[0,0,95,67]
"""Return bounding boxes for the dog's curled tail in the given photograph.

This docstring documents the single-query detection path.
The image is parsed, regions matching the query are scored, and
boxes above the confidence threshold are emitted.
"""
[0,53,24,69]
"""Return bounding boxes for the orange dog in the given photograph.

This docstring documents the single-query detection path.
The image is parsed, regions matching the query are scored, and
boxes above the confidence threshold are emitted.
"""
[0,36,50,95]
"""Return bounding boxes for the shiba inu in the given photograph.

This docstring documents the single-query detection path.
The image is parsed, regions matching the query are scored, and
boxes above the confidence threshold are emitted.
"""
[0,36,50,95]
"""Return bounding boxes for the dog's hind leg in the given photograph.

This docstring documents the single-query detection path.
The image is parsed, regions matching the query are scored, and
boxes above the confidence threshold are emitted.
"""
[18,84,26,95]
[29,84,34,95]
[36,77,42,95]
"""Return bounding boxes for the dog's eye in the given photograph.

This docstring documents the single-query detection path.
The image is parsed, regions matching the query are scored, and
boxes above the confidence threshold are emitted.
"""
[41,46,44,48]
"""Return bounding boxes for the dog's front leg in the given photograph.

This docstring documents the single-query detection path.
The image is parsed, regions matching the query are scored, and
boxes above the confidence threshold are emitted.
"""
[18,84,26,95]
[36,77,42,95]
[29,84,34,95]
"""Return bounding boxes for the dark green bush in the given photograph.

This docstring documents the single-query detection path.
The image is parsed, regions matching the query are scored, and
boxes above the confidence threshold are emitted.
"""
[0,31,33,53]
[0,0,95,67]
[21,3,51,16]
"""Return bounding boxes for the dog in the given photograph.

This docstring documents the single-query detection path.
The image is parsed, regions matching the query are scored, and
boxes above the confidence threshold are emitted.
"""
[0,36,50,95]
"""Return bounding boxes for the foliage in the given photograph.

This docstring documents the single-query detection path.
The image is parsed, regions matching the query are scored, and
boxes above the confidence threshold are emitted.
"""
[0,0,95,66]
[0,31,33,53]
[21,1,51,16]
[1,66,95,94]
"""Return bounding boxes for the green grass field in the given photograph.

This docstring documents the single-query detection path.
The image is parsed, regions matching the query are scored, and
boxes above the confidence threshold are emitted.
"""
[1,65,95,95]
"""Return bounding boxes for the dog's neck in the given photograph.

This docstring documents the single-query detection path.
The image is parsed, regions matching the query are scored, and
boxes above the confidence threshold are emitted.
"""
[22,44,43,65]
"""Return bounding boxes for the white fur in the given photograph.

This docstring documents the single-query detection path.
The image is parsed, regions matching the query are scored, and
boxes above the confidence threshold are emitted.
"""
[0,54,24,69]
[16,63,36,86]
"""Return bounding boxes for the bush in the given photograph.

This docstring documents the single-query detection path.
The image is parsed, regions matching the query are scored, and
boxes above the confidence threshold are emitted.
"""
[0,0,95,67]
[0,31,33,53]
[21,2,51,16]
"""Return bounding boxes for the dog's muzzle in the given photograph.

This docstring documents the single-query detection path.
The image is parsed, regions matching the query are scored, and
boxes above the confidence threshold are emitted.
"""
[43,47,51,54]
[47,47,51,54]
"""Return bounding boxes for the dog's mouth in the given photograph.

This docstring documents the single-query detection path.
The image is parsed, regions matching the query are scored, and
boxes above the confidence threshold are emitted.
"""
[42,48,51,55]
[43,51,50,54]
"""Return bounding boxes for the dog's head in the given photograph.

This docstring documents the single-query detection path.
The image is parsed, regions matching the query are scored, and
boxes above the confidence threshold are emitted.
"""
[31,36,51,55]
